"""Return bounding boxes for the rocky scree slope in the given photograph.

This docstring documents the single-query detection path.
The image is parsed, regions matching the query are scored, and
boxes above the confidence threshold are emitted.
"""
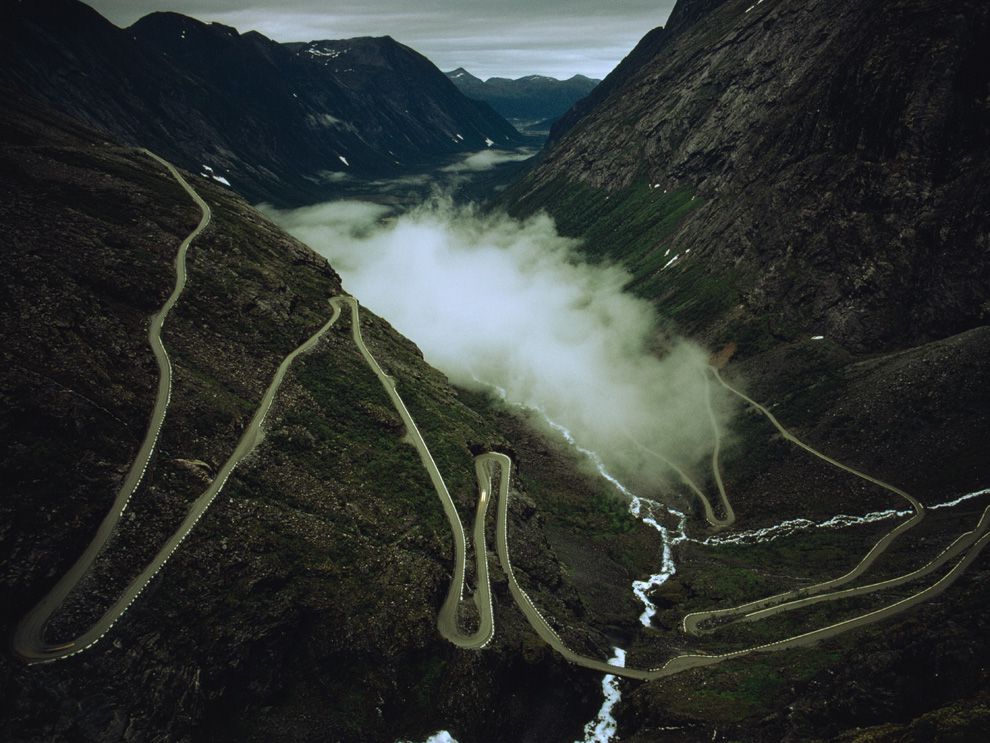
[0,98,604,743]
[0,0,522,206]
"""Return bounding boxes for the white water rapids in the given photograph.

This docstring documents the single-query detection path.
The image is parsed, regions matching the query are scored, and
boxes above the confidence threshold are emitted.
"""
[701,487,990,548]
[476,378,688,626]
[492,389,990,743]
[577,647,626,743]
[417,382,989,743]
[402,732,458,743]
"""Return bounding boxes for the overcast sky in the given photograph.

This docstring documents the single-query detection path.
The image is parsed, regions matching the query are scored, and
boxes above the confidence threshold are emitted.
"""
[86,1,677,79]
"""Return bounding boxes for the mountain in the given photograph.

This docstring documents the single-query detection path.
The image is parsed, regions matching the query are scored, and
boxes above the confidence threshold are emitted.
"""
[507,0,989,355]
[445,67,600,124]
[0,95,632,742]
[3,0,990,740]
[502,0,990,737]
[0,0,522,206]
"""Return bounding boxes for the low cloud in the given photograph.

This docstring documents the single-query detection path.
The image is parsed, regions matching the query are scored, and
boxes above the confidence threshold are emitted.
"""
[265,199,732,495]
[441,149,536,173]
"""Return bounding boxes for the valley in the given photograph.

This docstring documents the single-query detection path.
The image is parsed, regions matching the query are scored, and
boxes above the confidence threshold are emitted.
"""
[1,0,988,742]
[15,144,988,688]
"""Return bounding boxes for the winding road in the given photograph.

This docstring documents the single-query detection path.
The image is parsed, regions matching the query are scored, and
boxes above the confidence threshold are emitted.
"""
[339,301,990,680]
[13,153,343,664]
[15,149,988,683]
[329,296,495,649]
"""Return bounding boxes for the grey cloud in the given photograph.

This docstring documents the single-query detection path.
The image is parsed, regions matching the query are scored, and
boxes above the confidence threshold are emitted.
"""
[86,1,676,78]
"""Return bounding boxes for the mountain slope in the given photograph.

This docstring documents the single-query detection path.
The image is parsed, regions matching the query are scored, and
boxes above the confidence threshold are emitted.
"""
[501,0,990,737]
[0,0,522,206]
[445,68,600,123]
[506,0,990,355]
[0,97,605,742]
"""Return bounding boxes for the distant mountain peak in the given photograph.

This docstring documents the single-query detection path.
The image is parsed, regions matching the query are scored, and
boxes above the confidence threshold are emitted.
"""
[444,67,483,83]
[446,68,599,123]
[1,2,522,204]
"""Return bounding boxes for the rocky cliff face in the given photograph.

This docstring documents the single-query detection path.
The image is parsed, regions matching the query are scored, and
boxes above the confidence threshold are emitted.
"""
[501,0,990,738]
[0,0,522,206]
[0,97,609,742]
[507,0,990,355]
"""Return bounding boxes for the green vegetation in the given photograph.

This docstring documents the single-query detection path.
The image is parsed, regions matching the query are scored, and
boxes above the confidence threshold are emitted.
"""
[525,472,639,538]
[658,649,844,723]
[504,176,751,336]
[281,332,449,537]
[643,253,740,331]
[509,177,701,269]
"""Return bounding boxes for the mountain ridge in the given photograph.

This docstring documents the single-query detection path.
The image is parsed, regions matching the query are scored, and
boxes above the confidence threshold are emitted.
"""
[445,67,600,125]
[0,0,523,206]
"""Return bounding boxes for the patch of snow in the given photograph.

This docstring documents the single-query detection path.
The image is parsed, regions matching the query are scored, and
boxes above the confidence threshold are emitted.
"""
[200,165,230,186]
[811,335,824,340]
[398,732,459,743]
[662,254,680,270]
[577,648,626,742]
[339,155,350,167]
[484,137,495,147]
[309,113,347,128]
[455,133,464,141]
[306,47,344,59]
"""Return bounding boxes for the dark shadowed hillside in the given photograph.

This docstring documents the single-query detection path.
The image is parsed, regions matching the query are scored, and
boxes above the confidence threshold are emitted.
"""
[502,0,990,738]
[0,0,522,206]
[0,97,616,743]
[508,0,989,355]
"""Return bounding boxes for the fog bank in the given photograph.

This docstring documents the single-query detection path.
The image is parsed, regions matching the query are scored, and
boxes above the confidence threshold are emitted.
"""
[266,199,731,493]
